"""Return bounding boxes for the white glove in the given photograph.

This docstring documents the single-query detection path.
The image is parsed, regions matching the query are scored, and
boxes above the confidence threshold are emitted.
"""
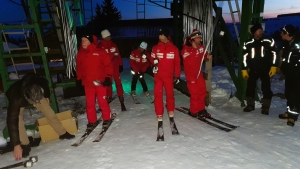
[153,59,159,65]
[174,78,180,85]
[93,80,101,86]
[153,66,158,73]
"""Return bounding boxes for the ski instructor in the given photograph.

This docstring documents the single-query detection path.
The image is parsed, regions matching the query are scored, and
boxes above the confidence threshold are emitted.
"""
[76,34,114,131]
[129,41,151,97]
[150,28,181,123]
[5,73,75,160]
[98,29,125,106]
[181,29,212,118]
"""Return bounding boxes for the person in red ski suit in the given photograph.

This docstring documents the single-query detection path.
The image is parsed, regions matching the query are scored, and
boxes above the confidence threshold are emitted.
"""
[98,29,125,104]
[181,29,212,118]
[129,41,151,96]
[150,28,181,121]
[76,34,114,130]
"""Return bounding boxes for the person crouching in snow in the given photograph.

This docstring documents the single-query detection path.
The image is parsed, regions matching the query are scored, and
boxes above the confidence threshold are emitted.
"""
[76,34,114,131]
[129,41,151,97]
[150,28,181,123]
[5,73,75,160]
[98,29,125,106]
[181,29,212,119]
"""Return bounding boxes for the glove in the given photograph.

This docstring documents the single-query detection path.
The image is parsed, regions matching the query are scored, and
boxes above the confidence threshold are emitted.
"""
[153,66,158,74]
[174,77,180,85]
[102,77,112,86]
[153,59,159,65]
[269,66,277,77]
[119,65,123,73]
[241,70,249,80]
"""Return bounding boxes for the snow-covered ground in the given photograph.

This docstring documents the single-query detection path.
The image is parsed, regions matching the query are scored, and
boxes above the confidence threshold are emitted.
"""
[1,59,299,169]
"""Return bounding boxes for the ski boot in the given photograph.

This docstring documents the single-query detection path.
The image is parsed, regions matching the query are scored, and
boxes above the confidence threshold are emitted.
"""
[59,132,75,140]
[21,144,31,158]
[144,91,150,97]
[106,96,113,104]
[156,115,164,141]
[278,112,288,119]
[102,120,111,128]
[287,113,299,127]
[86,122,99,133]
[261,99,271,115]
[119,96,124,103]
[197,109,210,120]
[130,90,136,97]
[188,110,197,118]
[243,97,255,112]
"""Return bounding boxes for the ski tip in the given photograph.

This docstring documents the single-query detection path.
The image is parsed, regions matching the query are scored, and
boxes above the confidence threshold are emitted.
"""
[71,143,79,147]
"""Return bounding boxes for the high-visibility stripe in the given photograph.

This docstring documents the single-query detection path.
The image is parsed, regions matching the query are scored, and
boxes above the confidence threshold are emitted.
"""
[251,48,255,58]
[272,51,277,64]
[287,106,299,114]
[288,52,292,63]
[243,53,248,67]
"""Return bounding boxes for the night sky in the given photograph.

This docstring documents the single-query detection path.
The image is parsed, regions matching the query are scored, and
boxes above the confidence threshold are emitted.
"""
[0,0,300,24]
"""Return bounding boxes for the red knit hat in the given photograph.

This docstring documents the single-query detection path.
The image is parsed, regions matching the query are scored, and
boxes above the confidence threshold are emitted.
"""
[190,29,202,39]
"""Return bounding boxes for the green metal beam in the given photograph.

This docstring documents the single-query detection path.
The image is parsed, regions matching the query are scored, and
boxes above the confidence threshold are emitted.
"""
[29,0,59,112]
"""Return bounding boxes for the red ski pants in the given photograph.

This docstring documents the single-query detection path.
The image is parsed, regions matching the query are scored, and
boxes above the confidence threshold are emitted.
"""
[85,85,112,122]
[187,76,206,114]
[154,76,175,116]
[107,65,124,97]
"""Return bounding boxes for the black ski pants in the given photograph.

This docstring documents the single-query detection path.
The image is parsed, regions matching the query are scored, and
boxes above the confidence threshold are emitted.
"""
[285,74,300,111]
[246,70,273,99]
[131,73,148,92]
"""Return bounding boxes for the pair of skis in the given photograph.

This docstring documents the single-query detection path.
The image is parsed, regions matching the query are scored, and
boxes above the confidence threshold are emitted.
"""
[72,96,118,147]
[175,107,238,132]
[71,114,117,146]
[131,93,154,104]
[0,156,38,169]
[156,116,179,141]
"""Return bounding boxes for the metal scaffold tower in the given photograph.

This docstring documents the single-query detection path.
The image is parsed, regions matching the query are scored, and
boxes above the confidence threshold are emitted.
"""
[80,0,93,25]
[136,0,146,37]
[213,0,265,103]
[0,0,83,112]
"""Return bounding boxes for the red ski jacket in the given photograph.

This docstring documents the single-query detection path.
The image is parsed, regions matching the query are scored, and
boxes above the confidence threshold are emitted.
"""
[76,44,113,87]
[97,40,123,67]
[181,44,208,82]
[129,48,151,73]
[151,41,181,78]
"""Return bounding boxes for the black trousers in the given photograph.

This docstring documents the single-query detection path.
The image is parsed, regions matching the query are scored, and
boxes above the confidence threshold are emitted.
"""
[131,73,148,92]
[285,74,300,111]
[246,70,273,99]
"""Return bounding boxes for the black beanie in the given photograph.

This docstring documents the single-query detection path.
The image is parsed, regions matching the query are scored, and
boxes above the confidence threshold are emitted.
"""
[250,23,263,34]
[158,28,169,37]
[280,24,296,36]
[82,34,93,43]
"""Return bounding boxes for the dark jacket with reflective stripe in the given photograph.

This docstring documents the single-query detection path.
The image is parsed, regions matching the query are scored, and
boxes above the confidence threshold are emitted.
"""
[242,37,277,72]
[281,36,300,76]
[5,73,50,146]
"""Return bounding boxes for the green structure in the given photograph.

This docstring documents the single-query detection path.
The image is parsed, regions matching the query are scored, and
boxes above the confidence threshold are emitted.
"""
[0,0,84,112]
[149,0,266,105]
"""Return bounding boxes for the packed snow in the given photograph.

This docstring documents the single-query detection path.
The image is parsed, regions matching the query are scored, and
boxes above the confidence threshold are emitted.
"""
[0,59,299,169]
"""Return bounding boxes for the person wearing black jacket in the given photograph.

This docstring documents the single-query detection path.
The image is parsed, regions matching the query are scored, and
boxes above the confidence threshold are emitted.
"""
[241,23,277,115]
[278,24,300,126]
[5,73,74,160]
